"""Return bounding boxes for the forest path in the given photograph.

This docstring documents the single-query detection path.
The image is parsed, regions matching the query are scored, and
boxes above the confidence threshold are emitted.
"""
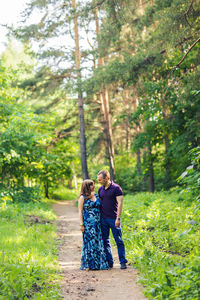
[52,200,147,300]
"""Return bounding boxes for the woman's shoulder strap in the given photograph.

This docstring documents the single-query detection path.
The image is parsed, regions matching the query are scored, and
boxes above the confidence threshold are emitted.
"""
[95,193,99,199]
[81,194,87,200]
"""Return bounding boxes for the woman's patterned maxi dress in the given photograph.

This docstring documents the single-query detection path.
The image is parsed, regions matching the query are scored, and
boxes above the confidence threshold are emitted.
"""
[81,193,109,270]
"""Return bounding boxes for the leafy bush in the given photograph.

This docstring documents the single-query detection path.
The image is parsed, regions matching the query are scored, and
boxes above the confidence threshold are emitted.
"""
[10,186,42,203]
[122,191,200,299]
[178,146,200,200]
[115,154,142,194]
[0,64,76,201]
[0,186,42,204]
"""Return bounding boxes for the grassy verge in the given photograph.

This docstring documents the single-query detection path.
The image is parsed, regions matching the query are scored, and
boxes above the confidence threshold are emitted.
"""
[50,187,79,201]
[122,191,200,300]
[0,199,61,299]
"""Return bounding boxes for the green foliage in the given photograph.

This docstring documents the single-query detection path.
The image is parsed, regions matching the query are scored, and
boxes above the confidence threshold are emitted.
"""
[50,186,79,200]
[115,153,142,193]
[0,106,45,185]
[2,3,199,298]
[0,60,44,190]
[12,0,200,192]
[9,186,42,203]
[0,56,78,200]
[0,200,61,299]
[122,191,200,299]
[85,0,200,191]
[178,146,200,201]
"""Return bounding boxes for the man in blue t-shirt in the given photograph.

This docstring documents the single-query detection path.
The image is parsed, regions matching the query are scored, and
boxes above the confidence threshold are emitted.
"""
[97,170,128,269]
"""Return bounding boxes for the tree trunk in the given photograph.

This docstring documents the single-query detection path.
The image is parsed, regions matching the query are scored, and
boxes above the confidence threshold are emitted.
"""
[44,181,49,198]
[137,149,142,174]
[68,177,73,189]
[148,143,155,193]
[72,163,78,189]
[160,88,171,187]
[94,7,115,180]
[142,150,147,191]
[124,89,131,151]
[164,135,170,187]
[131,90,142,175]
[125,119,129,151]
[100,90,115,180]
[72,0,89,180]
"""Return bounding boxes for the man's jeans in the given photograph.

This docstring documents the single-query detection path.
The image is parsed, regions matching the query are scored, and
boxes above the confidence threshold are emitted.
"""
[101,218,127,266]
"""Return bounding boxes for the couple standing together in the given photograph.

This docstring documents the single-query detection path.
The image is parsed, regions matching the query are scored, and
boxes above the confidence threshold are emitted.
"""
[78,169,128,270]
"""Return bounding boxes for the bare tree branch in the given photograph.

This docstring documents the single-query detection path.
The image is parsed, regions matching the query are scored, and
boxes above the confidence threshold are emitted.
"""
[92,0,106,9]
[185,0,194,15]
[50,125,75,145]
[172,37,200,69]
[83,22,95,51]
[35,98,61,114]
[184,0,194,28]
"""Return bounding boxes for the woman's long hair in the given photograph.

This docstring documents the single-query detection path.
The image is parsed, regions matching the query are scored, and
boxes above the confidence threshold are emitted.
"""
[80,179,95,199]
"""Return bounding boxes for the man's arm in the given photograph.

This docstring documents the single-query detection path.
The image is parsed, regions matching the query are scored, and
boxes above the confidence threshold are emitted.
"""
[115,195,123,227]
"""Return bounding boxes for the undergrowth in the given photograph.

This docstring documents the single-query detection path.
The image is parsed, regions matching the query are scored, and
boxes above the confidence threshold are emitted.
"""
[0,200,61,299]
[122,191,200,299]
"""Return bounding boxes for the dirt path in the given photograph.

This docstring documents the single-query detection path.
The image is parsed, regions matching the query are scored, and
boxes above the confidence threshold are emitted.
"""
[52,200,147,300]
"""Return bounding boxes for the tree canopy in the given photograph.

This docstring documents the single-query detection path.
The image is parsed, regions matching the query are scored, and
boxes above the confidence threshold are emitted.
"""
[1,0,199,195]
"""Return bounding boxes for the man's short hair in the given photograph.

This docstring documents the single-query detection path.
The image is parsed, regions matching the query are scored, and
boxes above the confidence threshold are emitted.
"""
[98,170,110,179]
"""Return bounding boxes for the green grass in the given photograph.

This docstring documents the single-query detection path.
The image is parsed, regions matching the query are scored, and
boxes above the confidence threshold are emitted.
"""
[0,200,61,299]
[50,187,79,200]
[122,191,200,299]
[2,189,199,299]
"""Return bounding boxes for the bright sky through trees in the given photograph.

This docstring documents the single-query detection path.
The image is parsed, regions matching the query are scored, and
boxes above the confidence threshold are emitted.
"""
[0,0,27,53]
[0,0,93,75]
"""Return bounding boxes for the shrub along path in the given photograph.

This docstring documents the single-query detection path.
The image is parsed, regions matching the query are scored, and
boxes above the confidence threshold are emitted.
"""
[52,200,146,300]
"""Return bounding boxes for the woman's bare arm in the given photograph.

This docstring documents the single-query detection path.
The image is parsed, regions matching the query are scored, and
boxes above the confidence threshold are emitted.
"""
[78,195,85,232]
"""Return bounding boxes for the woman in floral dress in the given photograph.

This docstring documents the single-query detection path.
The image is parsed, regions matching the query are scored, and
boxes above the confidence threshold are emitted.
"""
[78,179,109,270]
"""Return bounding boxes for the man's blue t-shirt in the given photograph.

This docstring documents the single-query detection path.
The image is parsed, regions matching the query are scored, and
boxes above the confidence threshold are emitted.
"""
[98,181,123,219]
